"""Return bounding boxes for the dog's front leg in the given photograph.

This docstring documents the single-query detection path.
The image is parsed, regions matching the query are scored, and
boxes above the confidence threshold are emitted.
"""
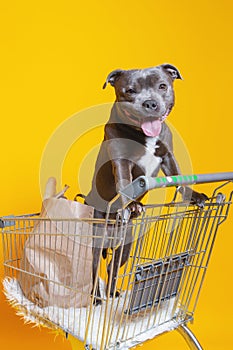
[112,159,132,193]
[107,239,132,298]
[161,152,208,206]
[160,151,181,177]
[92,246,102,305]
[112,159,143,219]
[112,159,132,220]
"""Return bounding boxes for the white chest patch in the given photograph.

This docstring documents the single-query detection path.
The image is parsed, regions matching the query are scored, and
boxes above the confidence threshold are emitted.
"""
[138,137,162,177]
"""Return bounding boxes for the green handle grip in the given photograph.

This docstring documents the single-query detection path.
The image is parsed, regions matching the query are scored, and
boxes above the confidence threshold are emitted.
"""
[119,172,233,201]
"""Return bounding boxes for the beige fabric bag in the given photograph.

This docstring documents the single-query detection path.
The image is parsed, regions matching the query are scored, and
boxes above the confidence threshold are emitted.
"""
[19,178,93,308]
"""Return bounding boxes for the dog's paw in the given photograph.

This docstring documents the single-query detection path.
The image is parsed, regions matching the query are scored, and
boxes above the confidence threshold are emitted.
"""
[190,191,209,208]
[181,187,208,208]
[110,290,120,298]
[118,202,144,223]
[93,297,102,306]
[128,201,144,218]
[92,285,102,306]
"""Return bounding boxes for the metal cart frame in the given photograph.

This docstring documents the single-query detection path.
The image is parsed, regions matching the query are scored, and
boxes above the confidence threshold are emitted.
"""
[1,172,233,350]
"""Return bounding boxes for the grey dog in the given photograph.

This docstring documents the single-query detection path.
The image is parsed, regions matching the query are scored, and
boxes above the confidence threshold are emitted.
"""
[85,64,207,303]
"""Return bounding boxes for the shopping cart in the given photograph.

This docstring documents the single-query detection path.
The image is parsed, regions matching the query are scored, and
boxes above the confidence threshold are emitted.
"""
[1,172,233,350]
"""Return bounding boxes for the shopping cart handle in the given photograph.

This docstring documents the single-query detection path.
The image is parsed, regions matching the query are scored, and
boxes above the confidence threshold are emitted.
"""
[119,172,233,202]
[0,215,16,228]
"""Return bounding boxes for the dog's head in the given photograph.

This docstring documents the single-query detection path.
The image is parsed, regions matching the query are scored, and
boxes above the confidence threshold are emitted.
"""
[103,64,182,137]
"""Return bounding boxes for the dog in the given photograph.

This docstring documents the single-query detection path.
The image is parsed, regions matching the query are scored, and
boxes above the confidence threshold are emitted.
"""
[85,64,207,303]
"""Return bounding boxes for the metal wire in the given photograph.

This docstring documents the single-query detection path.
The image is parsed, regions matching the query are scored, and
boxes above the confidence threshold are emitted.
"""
[1,184,232,350]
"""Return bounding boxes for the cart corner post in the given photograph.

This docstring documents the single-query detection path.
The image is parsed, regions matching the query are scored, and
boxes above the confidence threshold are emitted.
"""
[177,324,203,350]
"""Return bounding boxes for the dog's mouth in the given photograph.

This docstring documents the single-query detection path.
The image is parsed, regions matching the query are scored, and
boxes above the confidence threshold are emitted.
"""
[141,112,168,137]
[141,119,162,137]
[122,106,170,137]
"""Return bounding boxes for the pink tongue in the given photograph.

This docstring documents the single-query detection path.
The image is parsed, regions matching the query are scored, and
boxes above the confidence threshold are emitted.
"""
[141,119,162,137]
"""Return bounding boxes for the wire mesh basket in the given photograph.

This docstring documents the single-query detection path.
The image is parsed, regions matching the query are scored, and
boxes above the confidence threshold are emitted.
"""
[1,173,233,350]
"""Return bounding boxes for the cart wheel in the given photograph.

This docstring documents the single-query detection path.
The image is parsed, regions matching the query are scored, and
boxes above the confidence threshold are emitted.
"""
[177,324,203,350]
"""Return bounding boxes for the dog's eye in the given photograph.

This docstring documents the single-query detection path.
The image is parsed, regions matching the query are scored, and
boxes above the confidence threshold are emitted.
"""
[126,88,136,94]
[159,83,167,90]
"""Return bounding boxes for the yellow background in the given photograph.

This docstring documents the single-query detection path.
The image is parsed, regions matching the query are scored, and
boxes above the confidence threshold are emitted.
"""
[0,1,233,349]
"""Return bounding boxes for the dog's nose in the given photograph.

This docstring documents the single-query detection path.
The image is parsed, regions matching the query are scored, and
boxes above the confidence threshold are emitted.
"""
[142,100,158,111]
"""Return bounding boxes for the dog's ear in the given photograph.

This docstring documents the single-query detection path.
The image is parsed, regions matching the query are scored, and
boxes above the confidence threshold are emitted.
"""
[161,64,183,80]
[103,69,124,89]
